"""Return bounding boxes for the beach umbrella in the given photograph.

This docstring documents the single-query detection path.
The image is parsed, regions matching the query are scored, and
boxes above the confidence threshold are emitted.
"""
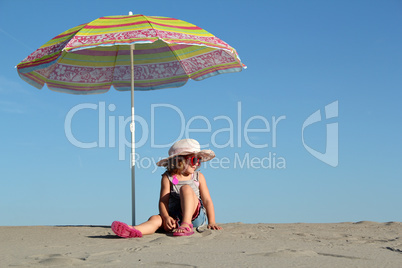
[16,12,245,225]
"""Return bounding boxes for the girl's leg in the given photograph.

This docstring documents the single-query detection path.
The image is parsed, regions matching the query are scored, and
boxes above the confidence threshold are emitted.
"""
[112,215,163,238]
[177,185,198,231]
[133,215,163,235]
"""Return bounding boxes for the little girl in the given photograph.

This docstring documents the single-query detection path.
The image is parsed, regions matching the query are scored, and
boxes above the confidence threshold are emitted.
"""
[111,139,222,237]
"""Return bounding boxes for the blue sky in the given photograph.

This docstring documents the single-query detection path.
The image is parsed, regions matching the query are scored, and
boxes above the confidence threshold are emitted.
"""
[1,0,401,226]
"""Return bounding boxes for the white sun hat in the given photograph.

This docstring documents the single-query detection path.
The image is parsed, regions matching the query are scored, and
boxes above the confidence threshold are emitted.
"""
[156,139,215,167]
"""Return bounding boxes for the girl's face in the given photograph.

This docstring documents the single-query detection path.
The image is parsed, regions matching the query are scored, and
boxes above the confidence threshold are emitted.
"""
[181,155,200,174]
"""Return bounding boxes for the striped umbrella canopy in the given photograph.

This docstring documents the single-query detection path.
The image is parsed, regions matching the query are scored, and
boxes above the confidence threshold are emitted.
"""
[16,13,245,225]
[17,14,245,93]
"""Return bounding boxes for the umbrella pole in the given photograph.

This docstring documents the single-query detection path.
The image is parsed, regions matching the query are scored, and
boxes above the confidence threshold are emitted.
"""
[130,43,136,226]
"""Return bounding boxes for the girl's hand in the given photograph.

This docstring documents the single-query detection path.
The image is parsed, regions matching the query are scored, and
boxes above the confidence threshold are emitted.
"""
[207,223,222,230]
[163,216,177,231]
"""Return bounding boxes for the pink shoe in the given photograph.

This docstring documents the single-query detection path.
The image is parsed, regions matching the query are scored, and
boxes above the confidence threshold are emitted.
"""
[111,221,143,238]
[173,222,194,237]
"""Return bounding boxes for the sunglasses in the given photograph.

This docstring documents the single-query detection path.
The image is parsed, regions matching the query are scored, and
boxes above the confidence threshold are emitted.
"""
[185,155,201,166]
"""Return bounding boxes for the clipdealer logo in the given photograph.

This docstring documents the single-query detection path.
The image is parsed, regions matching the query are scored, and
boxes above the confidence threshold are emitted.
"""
[302,101,339,167]
[64,101,339,170]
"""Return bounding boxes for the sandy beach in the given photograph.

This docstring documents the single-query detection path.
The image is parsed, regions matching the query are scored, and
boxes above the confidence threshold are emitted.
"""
[1,222,401,267]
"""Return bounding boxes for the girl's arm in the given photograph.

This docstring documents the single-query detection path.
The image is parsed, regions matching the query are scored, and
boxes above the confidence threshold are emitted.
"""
[198,172,222,230]
[159,174,176,231]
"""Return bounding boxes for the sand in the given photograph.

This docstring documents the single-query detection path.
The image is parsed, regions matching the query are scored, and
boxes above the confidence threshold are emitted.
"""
[1,222,401,267]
